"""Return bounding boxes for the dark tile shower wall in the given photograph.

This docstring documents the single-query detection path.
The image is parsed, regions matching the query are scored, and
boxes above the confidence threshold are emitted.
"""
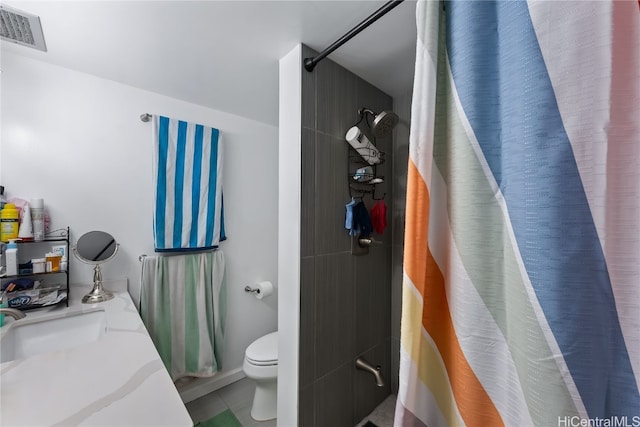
[299,45,393,427]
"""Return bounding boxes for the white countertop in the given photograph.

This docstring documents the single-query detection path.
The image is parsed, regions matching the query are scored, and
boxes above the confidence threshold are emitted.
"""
[0,284,193,427]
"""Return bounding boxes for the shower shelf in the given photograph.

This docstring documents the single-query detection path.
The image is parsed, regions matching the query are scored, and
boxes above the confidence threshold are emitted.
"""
[349,150,385,166]
[347,143,386,200]
[349,182,385,200]
[350,172,376,183]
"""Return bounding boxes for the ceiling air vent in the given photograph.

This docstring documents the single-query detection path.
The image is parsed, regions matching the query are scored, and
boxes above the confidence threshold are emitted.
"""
[0,5,46,52]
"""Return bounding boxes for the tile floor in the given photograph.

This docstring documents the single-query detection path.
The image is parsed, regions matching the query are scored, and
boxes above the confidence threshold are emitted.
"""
[185,377,276,427]
[186,379,395,427]
[355,394,396,427]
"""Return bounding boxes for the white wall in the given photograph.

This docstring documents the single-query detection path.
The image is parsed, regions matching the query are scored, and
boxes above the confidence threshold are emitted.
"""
[1,52,279,393]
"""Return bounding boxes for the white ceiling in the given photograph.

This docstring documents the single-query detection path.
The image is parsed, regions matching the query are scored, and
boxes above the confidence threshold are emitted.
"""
[1,1,417,126]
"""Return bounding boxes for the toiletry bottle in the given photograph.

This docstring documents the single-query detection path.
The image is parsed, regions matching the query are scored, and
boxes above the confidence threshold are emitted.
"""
[0,242,5,276]
[45,252,62,272]
[1,203,20,243]
[18,202,34,241]
[31,198,45,242]
[6,239,18,276]
[0,186,6,210]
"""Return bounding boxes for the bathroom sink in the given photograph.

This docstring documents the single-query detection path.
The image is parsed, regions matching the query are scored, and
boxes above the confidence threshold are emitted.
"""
[0,308,107,363]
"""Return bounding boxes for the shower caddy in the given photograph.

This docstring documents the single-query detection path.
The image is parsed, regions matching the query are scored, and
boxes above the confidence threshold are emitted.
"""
[346,108,398,255]
[346,108,389,200]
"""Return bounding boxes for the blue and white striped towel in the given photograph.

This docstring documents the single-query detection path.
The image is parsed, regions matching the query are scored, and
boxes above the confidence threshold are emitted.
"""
[152,115,226,252]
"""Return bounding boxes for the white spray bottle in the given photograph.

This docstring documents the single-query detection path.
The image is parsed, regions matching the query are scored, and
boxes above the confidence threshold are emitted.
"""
[6,239,18,276]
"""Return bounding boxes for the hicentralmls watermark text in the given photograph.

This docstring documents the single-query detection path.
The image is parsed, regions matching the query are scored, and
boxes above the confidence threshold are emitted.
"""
[558,416,640,427]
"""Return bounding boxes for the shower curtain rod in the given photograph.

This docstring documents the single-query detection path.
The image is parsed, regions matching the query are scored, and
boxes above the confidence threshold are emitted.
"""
[303,0,405,72]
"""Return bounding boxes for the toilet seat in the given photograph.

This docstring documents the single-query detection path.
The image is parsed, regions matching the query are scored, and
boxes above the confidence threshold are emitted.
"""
[246,357,277,366]
[245,331,278,366]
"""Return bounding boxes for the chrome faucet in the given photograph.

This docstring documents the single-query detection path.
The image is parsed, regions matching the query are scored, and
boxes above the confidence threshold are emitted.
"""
[0,307,26,320]
[355,357,385,387]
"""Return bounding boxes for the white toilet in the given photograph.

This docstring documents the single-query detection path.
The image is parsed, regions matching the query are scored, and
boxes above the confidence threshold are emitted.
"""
[243,331,278,421]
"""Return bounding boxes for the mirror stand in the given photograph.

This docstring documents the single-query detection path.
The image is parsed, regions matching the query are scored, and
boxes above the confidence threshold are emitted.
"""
[73,230,119,305]
[81,264,114,304]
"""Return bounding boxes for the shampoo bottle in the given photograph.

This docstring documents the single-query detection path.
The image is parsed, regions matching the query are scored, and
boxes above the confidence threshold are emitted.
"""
[6,239,18,276]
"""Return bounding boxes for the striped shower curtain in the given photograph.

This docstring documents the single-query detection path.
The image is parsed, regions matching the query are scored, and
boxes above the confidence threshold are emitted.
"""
[396,1,640,426]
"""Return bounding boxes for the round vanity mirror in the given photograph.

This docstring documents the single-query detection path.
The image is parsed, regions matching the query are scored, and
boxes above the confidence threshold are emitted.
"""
[73,231,119,304]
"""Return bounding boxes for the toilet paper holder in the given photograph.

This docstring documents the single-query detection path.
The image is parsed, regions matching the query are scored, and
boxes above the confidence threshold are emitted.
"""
[244,281,274,299]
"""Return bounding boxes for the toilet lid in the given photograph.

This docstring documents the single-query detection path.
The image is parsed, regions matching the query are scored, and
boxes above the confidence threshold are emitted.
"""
[246,331,278,364]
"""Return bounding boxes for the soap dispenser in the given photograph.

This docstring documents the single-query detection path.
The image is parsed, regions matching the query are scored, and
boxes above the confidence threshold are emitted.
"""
[6,239,18,276]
